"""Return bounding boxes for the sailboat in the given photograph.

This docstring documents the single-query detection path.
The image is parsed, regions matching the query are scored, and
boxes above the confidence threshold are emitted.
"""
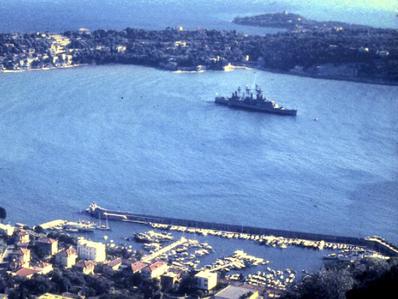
[96,212,111,231]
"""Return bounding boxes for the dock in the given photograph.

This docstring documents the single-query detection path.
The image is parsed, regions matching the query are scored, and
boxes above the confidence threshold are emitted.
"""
[85,203,398,257]
[141,237,187,263]
[38,219,67,230]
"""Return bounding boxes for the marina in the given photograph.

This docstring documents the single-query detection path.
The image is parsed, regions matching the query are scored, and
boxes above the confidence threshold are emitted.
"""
[86,203,398,257]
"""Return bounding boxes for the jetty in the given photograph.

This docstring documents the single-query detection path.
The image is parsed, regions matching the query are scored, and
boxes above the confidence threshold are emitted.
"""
[85,203,398,257]
[141,237,187,263]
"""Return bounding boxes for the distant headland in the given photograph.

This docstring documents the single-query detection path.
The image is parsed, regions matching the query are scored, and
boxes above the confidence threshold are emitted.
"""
[0,12,397,85]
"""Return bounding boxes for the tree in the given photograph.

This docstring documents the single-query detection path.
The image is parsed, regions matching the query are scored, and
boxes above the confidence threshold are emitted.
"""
[0,207,6,222]
[284,269,354,299]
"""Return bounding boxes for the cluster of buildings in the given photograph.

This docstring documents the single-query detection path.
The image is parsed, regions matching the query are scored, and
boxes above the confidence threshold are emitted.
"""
[0,33,74,72]
[0,222,263,299]
[0,224,106,279]
[1,23,397,83]
[0,221,117,280]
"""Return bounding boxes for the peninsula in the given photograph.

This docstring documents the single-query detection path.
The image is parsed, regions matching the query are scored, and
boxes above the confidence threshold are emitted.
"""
[0,13,397,85]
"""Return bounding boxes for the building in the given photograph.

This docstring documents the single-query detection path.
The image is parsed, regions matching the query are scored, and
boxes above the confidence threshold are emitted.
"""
[14,267,40,279]
[76,260,96,275]
[0,223,15,236]
[33,262,53,275]
[195,270,218,291]
[214,285,259,299]
[142,261,168,279]
[161,271,181,290]
[36,238,58,256]
[15,230,29,244]
[104,257,122,271]
[56,247,78,268]
[77,238,106,262]
[18,247,31,268]
[131,261,146,273]
[14,261,53,278]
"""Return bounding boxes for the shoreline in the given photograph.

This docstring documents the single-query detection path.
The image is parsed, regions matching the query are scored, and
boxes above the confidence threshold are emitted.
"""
[260,67,398,87]
[1,62,397,87]
[0,63,86,74]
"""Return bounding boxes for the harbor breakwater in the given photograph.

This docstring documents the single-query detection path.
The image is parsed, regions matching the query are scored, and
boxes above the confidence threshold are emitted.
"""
[85,203,398,257]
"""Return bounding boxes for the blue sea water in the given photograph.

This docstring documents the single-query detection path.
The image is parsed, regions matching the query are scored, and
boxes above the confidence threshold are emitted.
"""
[1,65,397,242]
[0,0,397,33]
[0,1,397,244]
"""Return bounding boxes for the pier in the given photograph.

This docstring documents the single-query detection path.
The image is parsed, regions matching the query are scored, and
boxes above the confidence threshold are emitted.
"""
[141,237,188,263]
[85,203,398,257]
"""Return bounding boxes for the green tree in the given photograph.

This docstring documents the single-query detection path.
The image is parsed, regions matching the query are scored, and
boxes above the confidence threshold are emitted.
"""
[284,269,354,299]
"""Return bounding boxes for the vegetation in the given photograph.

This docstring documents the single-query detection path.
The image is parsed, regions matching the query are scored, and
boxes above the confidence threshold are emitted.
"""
[283,257,398,299]
[0,267,157,298]
[233,12,371,31]
[1,13,397,84]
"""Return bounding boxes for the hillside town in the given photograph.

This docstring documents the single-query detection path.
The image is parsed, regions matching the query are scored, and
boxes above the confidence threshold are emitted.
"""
[0,12,397,84]
[1,203,397,299]
[0,219,284,299]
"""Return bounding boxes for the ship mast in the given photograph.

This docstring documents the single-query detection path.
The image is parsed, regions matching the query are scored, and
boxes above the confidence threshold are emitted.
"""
[255,85,262,101]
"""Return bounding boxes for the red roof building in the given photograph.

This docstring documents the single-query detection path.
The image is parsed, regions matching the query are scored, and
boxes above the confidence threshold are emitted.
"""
[105,257,122,271]
[142,261,168,279]
[15,268,39,279]
[131,261,147,273]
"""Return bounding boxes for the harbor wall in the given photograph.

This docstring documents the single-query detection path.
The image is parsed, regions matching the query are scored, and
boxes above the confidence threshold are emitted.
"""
[87,206,398,257]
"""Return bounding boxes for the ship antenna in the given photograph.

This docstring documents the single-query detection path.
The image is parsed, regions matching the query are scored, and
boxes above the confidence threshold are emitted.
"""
[251,72,257,90]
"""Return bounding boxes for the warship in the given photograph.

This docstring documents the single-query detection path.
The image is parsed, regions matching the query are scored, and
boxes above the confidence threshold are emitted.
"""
[215,86,297,116]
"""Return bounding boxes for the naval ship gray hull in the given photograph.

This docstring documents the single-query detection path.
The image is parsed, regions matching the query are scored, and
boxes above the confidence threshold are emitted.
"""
[215,97,297,116]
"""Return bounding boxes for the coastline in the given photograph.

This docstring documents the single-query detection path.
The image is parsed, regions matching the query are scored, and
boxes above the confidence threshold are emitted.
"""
[1,62,397,86]
[0,63,86,74]
[260,67,398,87]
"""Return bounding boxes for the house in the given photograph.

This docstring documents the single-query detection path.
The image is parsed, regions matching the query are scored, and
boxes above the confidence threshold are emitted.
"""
[104,257,122,271]
[56,246,78,268]
[17,247,31,268]
[14,267,40,279]
[0,223,15,236]
[214,285,259,299]
[15,230,30,244]
[161,271,181,290]
[33,262,53,275]
[36,238,59,256]
[142,261,168,279]
[77,238,106,262]
[116,45,127,53]
[76,260,96,275]
[195,270,218,291]
[131,261,147,273]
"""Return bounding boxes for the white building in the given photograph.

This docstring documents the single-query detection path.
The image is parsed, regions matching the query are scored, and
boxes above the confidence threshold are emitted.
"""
[56,246,78,268]
[142,261,168,279]
[77,238,106,262]
[0,223,15,236]
[195,270,218,291]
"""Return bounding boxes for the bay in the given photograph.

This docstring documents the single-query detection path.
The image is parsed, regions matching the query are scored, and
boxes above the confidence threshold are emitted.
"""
[1,64,397,242]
